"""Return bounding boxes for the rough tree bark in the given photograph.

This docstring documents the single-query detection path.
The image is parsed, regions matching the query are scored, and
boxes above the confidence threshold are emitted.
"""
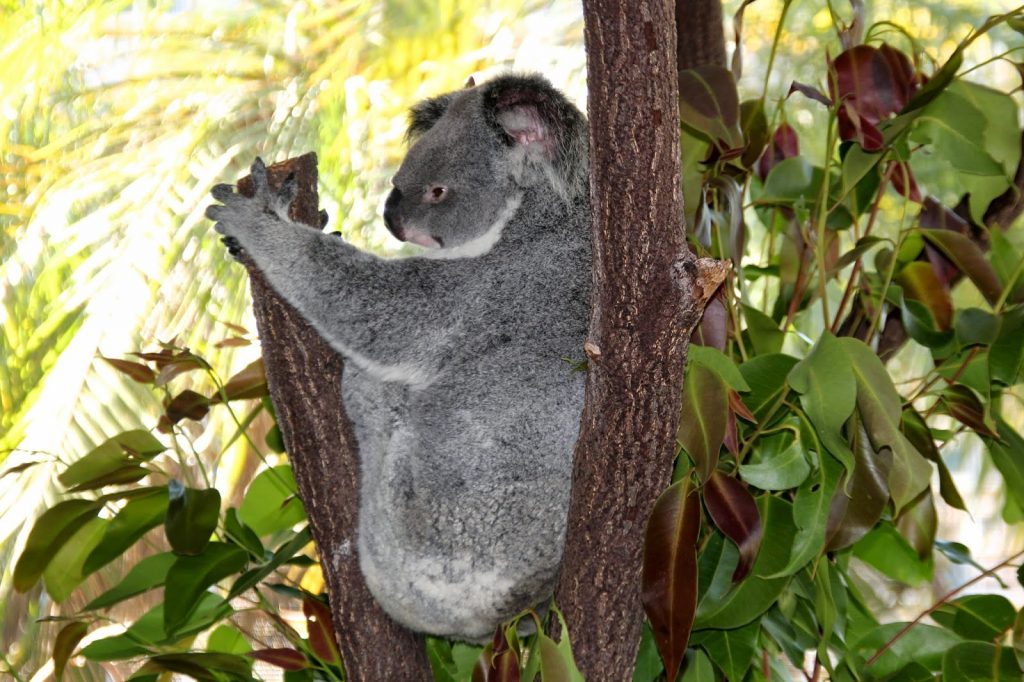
[553,2,720,678]
[675,0,727,71]
[236,154,432,681]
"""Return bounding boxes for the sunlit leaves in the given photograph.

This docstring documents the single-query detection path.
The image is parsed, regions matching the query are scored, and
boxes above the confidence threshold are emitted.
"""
[165,481,220,555]
[13,499,103,592]
[53,621,89,680]
[163,543,247,635]
[238,465,306,536]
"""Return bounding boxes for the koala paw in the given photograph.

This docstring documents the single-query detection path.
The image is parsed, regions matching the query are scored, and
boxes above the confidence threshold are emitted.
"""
[205,158,298,253]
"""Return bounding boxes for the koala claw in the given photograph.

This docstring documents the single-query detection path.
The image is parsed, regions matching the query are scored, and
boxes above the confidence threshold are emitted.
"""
[220,235,243,257]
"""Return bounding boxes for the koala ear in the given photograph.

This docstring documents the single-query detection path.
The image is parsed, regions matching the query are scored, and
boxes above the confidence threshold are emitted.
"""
[407,93,454,141]
[483,74,588,201]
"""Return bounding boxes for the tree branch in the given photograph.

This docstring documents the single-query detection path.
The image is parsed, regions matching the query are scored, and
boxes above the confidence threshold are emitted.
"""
[237,154,431,681]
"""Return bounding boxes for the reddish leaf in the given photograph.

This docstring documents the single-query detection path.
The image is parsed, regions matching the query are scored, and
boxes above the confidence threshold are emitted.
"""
[248,648,308,671]
[642,478,700,681]
[165,390,211,424]
[756,122,799,181]
[889,161,922,203]
[896,261,953,330]
[919,196,970,234]
[723,409,739,456]
[678,65,743,150]
[101,357,157,384]
[53,621,89,680]
[920,229,1003,305]
[729,389,756,423]
[677,363,729,482]
[212,359,268,402]
[691,293,728,350]
[940,385,998,437]
[788,81,833,106]
[215,336,252,348]
[829,44,918,150]
[302,595,341,665]
[473,629,520,682]
[703,471,762,582]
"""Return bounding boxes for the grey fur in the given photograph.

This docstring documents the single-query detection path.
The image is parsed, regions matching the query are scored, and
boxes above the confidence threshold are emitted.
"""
[206,74,590,641]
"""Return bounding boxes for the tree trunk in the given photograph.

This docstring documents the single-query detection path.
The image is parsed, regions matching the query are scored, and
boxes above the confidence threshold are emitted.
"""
[554,2,705,678]
[237,154,432,682]
[675,0,727,71]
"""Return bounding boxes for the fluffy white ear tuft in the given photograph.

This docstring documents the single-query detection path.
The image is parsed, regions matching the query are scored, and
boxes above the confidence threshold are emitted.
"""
[496,105,554,156]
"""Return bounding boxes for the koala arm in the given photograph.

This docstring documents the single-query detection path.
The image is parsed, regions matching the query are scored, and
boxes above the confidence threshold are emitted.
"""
[206,160,460,381]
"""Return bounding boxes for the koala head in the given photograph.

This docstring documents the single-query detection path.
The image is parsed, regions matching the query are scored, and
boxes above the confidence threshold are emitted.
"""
[383,74,587,252]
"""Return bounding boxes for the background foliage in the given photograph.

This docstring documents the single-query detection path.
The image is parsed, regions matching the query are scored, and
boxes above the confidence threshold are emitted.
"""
[3,0,1024,680]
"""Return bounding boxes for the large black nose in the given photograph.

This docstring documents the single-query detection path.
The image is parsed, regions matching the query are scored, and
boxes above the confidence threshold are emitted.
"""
[383,188,403,238]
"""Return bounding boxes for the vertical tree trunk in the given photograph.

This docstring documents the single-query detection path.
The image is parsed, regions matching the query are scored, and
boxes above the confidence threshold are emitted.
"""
[554,3,704,678]
[237,154,432,682]
[675,0,727,71]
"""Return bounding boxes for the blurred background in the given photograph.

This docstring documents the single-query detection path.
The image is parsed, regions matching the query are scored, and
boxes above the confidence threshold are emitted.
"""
[1,0,1021,679]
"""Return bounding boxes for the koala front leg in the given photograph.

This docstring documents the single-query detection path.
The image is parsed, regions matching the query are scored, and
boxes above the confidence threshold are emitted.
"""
[206,159,460,380]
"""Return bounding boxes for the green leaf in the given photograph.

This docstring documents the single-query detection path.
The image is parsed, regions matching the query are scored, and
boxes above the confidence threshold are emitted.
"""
[932,594,1016,641]
[955,307,1000,348]
[227,526,312,599]
[761,157,823,204]
[896,261,952,329]
[901,407,966,511]
[688,345,750,392]
[766,423,842,578]
[84,487,168,574]
[164,542,247,635]
[642,478,700,680]
[739,354,799,420]
[85,552,176,610]
[58,430,165,490]
[696,619,759,681]
[852,523,933,586]
[678,65,743,150]
[739,430,811,491]
[741,305,785,356]
[146,652,254,680]
[991,306,1024,385]
[680,649,715,682]
[207,625,252,655]
[841,337,932,513]
[224,507,265,558]
[43,516,107,602]
[895,488,936,561]
[14,498,103,591]
[850,622,961,677]
[239,465,305,536]
[677,364,729,482]
[986,419,1024,519]
[53,621,89,680]
[831,235,887,274]
[165,481,221,555]
[826,418,892,552]
[633,622,664,682]
[942,641,1023,682]
[695,496,797,629]
[788,333,856,477]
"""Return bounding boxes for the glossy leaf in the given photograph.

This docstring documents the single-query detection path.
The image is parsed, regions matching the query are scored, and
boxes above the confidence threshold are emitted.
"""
[14,498,102,591]
[739,353,798,420]
[939,384,997,437]
[852,523,933,586]
[678,65,743,150]
[931,594,1016,640]
[741,305,784,356]
[146,652,253,679]
[703,471,762,582]
[224,507,265,558]
[695,496,796,629]
[84,487,168,574]
[895,488,936,561]
[249,648,308,671]
[165,481,221,555]
[901,407,966,510]
[303,595,341,665]
[830,44,917,151]
[101,356,157,383]
[165,389,211,424]
[941,642,1022,681]
[696,619,759,681]
[851,623,960,677]
[53,621,89,680]
[206,625,251,655]
[211,358,268,402]
[788,333,856,477]
[919,229,1003,305]
[955,307,999,348]
[238,465,306,536]
[896,261,951,329]
[164,542,247,634]
[677,364,729,482]
[642,478,700,680]
[826,420,892,552]
[228,526,312,599]
[680,650,715,682]
[688,345,750,392]
[85,552,176,610]
[841,337,932,513]
[990,306,1024,385]
[739,432,810,491]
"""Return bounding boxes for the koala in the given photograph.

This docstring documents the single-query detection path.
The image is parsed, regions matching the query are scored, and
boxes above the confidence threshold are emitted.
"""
[205,74,590,641]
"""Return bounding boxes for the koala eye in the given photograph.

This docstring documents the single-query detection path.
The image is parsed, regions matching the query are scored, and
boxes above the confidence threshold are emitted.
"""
[425,185,448,204]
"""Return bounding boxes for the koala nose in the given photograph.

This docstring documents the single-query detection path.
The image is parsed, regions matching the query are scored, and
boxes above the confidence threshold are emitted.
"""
[383,188,403,238]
